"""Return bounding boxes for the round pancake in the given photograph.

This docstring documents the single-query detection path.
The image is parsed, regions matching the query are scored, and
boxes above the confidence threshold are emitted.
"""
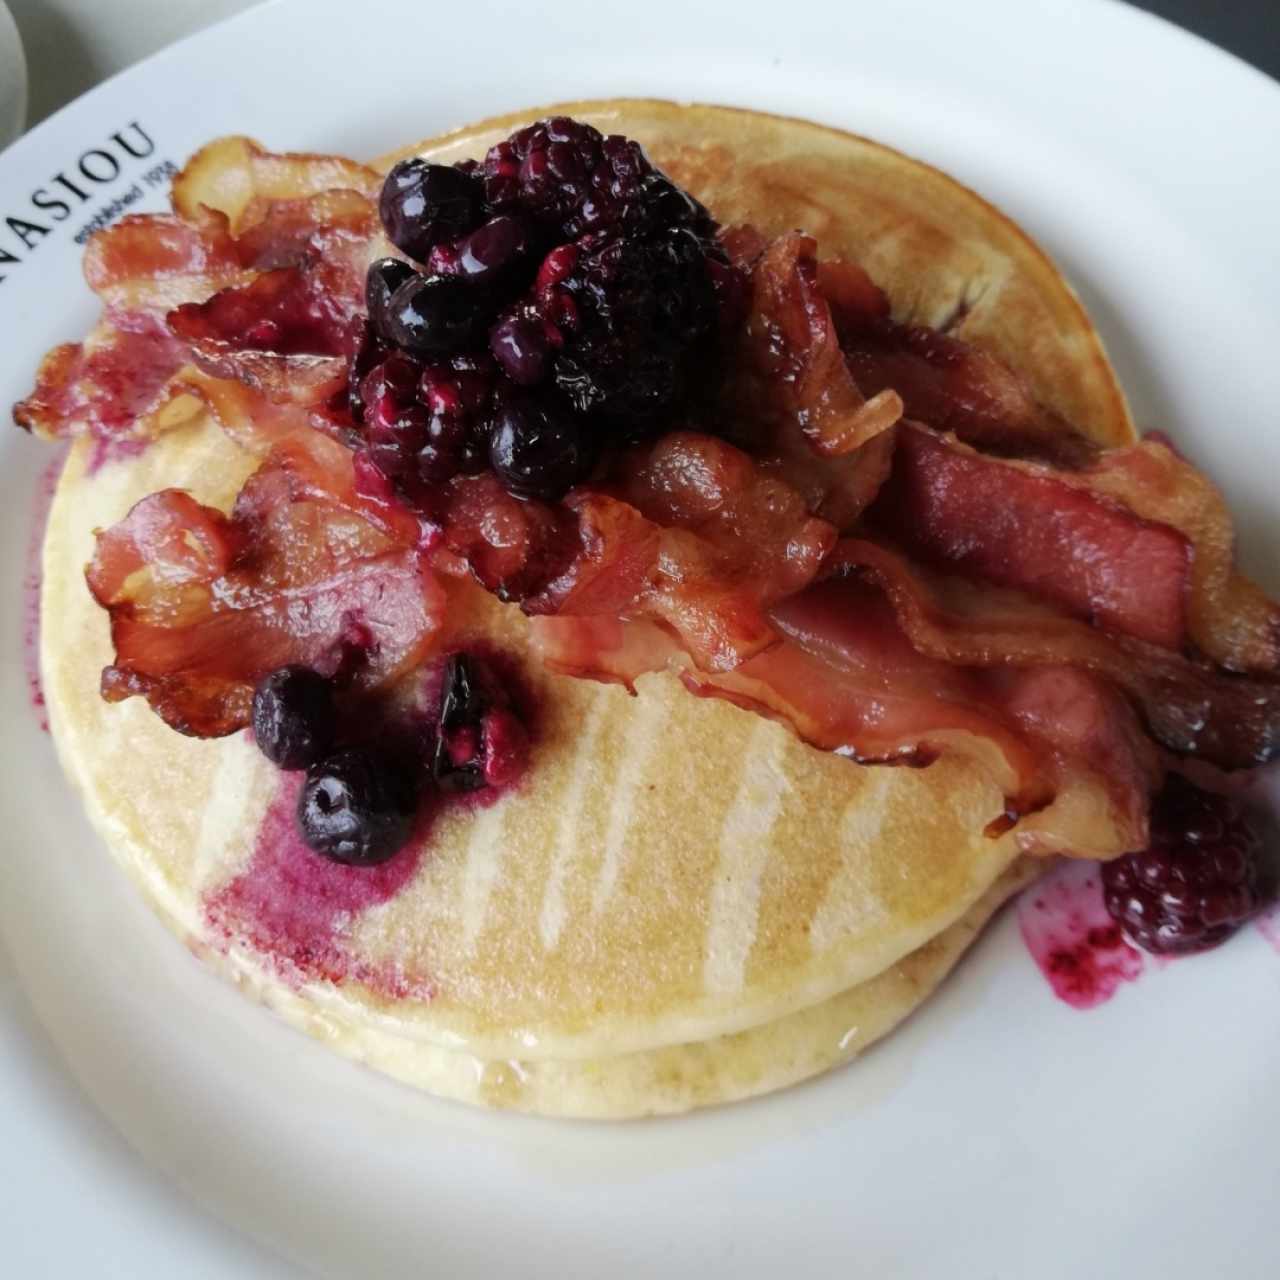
[198,860,1041,1119]
[44,417,1026,1061]
[41,101,1133,1108]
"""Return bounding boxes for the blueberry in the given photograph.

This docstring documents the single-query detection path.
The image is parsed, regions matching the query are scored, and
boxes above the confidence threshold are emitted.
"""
[386,274,486,356]
[457,215,532,287]
[365,258,416,343]
[488,401,593,502]
[252,666,337,769]
[297,747,418,866]
[378,159,483,262]
[489,311,549,386]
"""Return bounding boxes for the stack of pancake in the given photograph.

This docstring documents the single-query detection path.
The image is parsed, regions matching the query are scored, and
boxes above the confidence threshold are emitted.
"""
[39,102,1134,1116]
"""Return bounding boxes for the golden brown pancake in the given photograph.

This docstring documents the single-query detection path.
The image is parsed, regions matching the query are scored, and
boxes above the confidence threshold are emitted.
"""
[40,101,1132,1113]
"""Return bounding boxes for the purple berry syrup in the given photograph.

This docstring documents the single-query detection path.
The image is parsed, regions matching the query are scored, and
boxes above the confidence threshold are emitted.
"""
[23,449,68,732]
[1256,902,1280,954]
[204,772,434,1000]
[1017,859,1145,1009]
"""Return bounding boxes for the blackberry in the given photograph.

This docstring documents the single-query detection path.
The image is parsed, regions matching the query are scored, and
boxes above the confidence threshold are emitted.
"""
[298,747,418,866]
[552,226,719,430]
[347,116,745,508]
[482,117,604,227]
[251,666,337,769]
[1102,777,1276,955]
[433,653,528,792]
[480,116,715,242]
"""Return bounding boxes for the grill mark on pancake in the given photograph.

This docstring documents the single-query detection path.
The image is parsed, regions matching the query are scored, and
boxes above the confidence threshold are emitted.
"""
[191,733,268,889]
[702,720,789,997]
[807,771,895,952]
[459,800,510,953]
[539,687,613,950]
[591,690,669,917]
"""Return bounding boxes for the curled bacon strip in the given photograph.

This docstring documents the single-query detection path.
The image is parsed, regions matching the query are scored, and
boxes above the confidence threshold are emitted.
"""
[451,432,835,671]
[872,424,1280,674]
[17,141,382,453]
[823,263,1098,469]
[830,539,1280,770]
[13,323,199,444]
[726,231,903,527]
[84,210,247,325]
[531,577,1158,858]
[168,266,353,405]
[742,233,904,456]
[87,430,443,736]
[1084,433,1280,674]
[873,423,1192,650]
[615,431,835,669]
[170,135,380,233]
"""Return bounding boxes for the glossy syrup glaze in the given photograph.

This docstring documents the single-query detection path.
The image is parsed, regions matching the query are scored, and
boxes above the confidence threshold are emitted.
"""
[1017,859,1144,1008]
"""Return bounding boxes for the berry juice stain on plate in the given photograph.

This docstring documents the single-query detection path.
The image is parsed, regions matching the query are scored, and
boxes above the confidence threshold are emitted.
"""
[23,448,67,731]
[1256,903,1280,954]
[1020,779,1280,1004]
[1018,859,1145,1009]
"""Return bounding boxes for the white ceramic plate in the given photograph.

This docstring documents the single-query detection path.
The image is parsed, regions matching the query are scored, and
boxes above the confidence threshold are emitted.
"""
[2,1,1278,1274]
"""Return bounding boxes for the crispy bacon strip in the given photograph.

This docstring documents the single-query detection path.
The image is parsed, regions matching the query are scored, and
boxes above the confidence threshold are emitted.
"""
[168,266,353,405]
[1084,433,1280,673]
[872,423,1193,650]
[609,431,835,669]
[88,430,443,736]
[84,210,248,325]
[171,136,380,233]
[453,432,836,671]
[531,577,1157,858]
[821,261,1098,469]
[12,323,200,444]
[872,424,1280,673]
[743,233,904,456]
[18,140,382,447]
[830,540,1280,769]
[725,231,903,527]
[233,189,377,269]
